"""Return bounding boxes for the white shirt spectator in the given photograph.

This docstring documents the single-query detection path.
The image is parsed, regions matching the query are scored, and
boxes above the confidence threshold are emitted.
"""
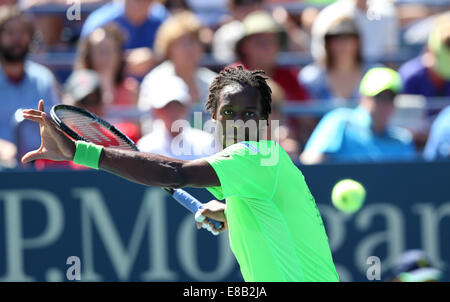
[311,0,399,61]
[137,119,218,160]
[139,60,217,114]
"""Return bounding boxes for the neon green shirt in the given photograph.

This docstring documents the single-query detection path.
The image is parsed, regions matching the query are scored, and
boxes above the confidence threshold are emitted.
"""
[205,140,339,282]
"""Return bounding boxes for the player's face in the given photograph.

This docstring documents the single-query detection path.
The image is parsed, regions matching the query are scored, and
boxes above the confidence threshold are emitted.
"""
[214,83,265,148]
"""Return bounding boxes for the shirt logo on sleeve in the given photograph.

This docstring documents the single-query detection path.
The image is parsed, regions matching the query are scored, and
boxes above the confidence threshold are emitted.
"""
[240,142,259,155]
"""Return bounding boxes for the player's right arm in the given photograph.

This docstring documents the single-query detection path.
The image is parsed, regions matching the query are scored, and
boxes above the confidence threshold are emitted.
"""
[21,100,221,189]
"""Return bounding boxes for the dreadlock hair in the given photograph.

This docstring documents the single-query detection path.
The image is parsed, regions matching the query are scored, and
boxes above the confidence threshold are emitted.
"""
[205,65,272,119]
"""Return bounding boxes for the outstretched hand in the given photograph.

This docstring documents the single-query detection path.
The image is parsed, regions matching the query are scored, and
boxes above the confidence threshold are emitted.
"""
[21,100,76,164]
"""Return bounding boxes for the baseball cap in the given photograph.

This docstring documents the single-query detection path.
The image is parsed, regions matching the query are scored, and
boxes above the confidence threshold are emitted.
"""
[64,69,101,103]
[138,75,191,111]
[360,67,403,97]
[393,250,443,282]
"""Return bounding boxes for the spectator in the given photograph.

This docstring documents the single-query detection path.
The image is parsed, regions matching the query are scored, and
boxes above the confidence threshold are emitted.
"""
[80,0,170,79]
[141,11,217,114]
[137,75,217,159]
[233,10,309,102]
[389,250,442,282]
[212,0,264,64]
[399,14,450,98]
[423,105,450,161]
[299,17,378,102]
[0,6,60,162]
[81,0,168,44]
[300,67,416,164]
[75,23,139,107]
[311,0,399,62]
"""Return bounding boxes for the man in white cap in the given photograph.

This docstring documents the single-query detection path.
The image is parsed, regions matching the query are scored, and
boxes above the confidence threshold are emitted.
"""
[137,75,217,160]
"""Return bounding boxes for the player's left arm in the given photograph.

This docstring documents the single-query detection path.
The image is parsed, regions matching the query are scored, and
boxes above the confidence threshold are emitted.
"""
[99,148,221,189]
[22,100,221,189]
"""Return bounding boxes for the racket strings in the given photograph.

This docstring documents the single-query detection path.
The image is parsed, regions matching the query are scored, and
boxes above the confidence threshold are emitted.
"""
[57,110,135,151]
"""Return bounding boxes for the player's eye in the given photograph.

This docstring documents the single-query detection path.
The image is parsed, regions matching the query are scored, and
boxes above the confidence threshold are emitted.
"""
[223,109,234,116]
[245,111,256,118]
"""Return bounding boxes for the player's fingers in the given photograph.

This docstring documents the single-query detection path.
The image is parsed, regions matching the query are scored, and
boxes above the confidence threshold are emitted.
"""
[196,222,202,230]
[207,220,220,235]
[38,99,44,112]
[23,112,56,131]
[22,109,44,117]
[23,113,45,124]
[21,149,44,164]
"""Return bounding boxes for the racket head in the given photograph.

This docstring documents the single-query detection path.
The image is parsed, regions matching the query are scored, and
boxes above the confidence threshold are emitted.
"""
[50,104,139,151]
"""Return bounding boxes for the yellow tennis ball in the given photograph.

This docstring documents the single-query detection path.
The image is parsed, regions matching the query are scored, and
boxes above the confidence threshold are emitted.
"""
[331,179,366,213]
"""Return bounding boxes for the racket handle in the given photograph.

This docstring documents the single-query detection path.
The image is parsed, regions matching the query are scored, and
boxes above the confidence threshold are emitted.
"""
[172,189,224,232]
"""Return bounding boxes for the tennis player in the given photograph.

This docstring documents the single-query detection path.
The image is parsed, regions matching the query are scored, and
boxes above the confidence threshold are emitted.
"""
[21,66,339,282]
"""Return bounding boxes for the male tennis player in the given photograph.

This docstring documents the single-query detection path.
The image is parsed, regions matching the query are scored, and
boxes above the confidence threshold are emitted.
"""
[22,66,339,282]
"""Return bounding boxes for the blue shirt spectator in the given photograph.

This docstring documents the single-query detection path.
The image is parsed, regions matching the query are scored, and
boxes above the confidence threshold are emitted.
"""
[80,1,169,49]
[299,63,378,102]
[299,17,378,103]
[302,106,416,162]
[398,15,450,98]
[0,6,59,163]
[399,56,450,97]
[0,61,59,156]
[423,106,450,160]
[301,67,417,164]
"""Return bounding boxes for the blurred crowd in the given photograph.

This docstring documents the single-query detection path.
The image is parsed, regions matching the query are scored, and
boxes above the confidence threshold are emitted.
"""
[0,0,449,169]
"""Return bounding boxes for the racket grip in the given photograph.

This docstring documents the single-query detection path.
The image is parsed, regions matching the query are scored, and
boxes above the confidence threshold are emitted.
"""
[172,189,223,232]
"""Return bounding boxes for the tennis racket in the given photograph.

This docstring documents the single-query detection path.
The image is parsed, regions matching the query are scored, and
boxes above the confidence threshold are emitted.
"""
[50,104,223,234]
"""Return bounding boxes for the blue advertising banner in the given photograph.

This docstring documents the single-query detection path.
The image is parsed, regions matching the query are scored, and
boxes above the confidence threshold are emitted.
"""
[0,161,449,282]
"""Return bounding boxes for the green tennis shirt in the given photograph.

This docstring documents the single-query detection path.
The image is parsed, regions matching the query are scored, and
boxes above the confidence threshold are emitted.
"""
[205,140,339,282]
